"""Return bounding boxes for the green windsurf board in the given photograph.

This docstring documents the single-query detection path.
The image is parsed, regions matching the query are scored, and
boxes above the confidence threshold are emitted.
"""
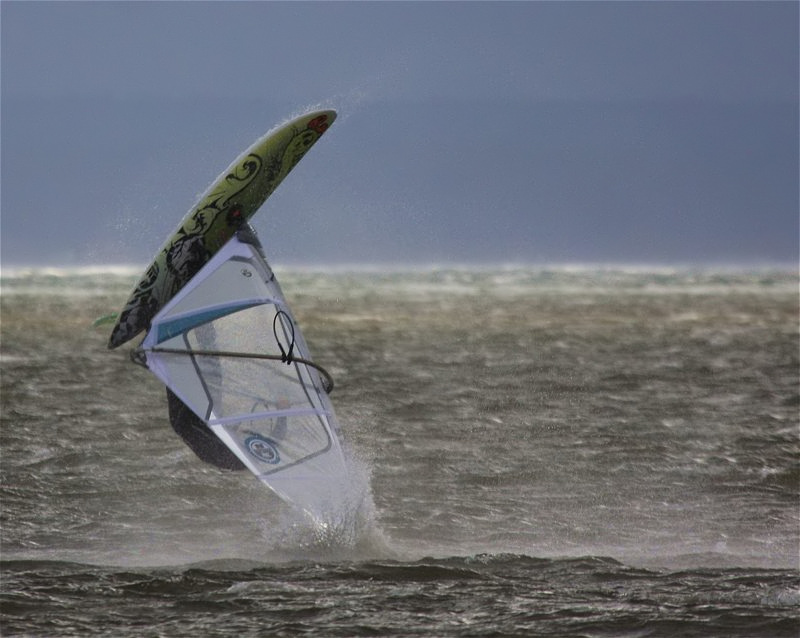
[108,109,336,349]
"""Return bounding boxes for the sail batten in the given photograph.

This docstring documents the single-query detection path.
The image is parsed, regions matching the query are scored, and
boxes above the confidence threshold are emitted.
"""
[207,407,332,427]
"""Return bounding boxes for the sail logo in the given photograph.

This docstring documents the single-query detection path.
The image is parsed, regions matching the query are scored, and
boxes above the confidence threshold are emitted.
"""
[244,434,280,464]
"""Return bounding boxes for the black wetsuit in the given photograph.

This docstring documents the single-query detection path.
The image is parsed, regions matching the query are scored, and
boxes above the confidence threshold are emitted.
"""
[167,388,246,471]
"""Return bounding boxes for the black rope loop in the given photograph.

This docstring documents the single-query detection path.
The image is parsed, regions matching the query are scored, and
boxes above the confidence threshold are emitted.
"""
[272,310,295,364]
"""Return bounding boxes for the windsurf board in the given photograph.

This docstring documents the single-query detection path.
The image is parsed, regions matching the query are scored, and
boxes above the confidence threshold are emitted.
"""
[107,109,336,349]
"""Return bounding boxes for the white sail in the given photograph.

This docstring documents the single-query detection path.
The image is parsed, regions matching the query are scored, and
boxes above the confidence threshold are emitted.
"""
[137,233,349,522]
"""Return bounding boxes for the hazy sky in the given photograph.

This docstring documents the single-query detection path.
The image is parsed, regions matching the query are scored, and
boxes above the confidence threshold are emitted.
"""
[2,1,798,266]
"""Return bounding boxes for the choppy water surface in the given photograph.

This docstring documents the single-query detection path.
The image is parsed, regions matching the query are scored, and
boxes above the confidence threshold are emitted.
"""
[1,266,798,636]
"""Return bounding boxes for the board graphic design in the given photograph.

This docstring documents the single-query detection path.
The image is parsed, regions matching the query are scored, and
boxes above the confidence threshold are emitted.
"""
[108,110,336,349]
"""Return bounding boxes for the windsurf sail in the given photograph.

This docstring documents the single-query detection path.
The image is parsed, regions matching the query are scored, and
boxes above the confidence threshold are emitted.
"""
[133,231,349,522]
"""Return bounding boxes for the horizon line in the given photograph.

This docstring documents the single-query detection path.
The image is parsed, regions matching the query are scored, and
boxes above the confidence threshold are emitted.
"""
[1,260,798,278]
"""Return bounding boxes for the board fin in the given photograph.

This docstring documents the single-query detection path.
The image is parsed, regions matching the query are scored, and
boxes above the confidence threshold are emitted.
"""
[92,313,119,328]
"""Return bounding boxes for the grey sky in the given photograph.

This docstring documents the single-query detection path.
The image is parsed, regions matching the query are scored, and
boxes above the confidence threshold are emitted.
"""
[2,1,797,266]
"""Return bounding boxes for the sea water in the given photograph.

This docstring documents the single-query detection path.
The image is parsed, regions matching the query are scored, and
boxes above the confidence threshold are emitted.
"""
[1,265,798,636]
